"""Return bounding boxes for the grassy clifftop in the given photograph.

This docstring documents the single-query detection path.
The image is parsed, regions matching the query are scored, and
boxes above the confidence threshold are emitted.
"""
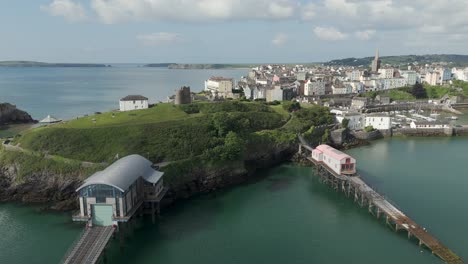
[17,102,290,163]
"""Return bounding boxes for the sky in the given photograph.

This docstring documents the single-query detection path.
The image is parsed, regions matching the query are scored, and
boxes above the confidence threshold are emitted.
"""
[1,0,467,63]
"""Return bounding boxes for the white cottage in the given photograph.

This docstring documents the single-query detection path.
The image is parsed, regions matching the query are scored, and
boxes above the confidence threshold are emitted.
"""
[119,95,149,112]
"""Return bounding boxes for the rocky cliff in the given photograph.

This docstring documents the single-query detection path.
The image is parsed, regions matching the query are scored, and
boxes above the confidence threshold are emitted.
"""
[0,144,296,211]
[0,164,83,211]
[0,103,35,124]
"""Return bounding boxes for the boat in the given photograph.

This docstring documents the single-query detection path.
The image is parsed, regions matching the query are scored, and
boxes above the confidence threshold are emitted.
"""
[450,116,459,120]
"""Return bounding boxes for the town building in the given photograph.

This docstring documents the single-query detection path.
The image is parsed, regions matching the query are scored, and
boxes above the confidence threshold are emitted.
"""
[119,95,149,112]
[332,81,352,95]
[351,97,369,110]
[311,144,356,176]
[336,113,365,130]
[410,121,450,129]
[73,155,165,226]
[375,95,390,105]
[425,71,441,86]
[378,68,395,79]
[365,113,392,130]
[204,77,234,98]
[452,67,468,82]
[266,85,284,102]
[304,79,326,96]
[400,70,419,85]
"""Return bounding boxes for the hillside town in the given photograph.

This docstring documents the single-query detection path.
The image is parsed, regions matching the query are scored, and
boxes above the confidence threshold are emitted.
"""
[202,50,468,102]
[185,50,468,133]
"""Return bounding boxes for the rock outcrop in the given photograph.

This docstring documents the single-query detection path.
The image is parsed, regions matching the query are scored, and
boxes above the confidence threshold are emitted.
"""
[0,143,297,212]
[0,103,35,124]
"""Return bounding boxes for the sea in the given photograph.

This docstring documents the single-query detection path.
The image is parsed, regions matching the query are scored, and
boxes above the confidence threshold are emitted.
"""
[0,67,467,264]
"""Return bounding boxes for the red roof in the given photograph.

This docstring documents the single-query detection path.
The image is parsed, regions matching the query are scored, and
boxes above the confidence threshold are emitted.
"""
[316,144,352,161]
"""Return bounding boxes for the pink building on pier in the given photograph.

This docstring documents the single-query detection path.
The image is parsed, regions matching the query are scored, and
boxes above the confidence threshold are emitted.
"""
[312,144,356,176]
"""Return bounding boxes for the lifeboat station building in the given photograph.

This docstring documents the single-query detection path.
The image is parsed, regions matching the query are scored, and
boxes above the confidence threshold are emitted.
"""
[311,144,356,176]
[73,155,166,226]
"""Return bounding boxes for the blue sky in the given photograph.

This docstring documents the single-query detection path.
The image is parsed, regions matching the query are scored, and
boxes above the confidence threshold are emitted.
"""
[1,0,467,63]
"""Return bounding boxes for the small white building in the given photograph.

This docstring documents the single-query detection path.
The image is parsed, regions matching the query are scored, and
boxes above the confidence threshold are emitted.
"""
[365,113,392,130]
[410,121,450,129]
[119,95,149,112]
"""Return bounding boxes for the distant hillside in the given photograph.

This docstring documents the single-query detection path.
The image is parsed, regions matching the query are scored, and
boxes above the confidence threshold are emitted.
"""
[325,54,468,67]
[0,61,109,67]
[144,63,254,69]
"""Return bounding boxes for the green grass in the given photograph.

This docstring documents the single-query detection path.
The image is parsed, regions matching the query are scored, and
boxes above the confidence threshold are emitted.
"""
[60,103,190,128]
[17,101,287,163]
[388,89,416,100]
[0,147,102,183]
[269,105,290,120]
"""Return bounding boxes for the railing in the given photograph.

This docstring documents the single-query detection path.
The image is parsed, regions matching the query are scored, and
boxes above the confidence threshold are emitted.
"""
[60,225,88,264]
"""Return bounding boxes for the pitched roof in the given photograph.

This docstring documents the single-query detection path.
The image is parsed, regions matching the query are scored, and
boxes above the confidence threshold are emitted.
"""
[76,154,164,193]
[39,115,62,123]
[120,95,148,101]
[316,144,353,161]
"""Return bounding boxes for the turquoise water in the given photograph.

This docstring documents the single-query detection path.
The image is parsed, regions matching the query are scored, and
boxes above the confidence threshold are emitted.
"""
[1,138,466,263]
[0,66,246,120]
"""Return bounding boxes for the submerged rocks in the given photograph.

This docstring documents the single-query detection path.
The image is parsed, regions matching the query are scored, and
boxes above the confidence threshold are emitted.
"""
[0,103,35,125]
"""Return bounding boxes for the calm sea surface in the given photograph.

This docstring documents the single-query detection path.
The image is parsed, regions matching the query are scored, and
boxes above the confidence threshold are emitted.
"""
[0,66,247,120]
[1,138,467,264]
[0,68,467,263]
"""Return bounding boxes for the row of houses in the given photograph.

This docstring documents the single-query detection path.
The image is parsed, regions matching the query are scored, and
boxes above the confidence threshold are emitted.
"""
[335,112,393,130]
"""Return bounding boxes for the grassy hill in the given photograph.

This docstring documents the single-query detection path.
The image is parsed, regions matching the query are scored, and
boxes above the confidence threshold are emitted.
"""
[325,54,468,67]
[16,102,290,163]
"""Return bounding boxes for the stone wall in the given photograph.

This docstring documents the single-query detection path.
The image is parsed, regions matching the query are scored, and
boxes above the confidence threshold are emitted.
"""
[351,130,384,141]
[393,128,453,137]
[454,127,468,136]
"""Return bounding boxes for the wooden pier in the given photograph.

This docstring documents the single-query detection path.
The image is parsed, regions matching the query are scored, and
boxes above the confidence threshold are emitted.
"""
[300,144,463,264]
[62,226,114,264]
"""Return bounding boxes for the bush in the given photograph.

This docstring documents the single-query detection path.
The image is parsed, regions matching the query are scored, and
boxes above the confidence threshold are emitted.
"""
[282,101,301,112]
[364,126,375,132]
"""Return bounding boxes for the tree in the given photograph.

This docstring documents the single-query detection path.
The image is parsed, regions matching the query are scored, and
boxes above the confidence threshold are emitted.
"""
[341,118,350,129]
[411,82,427,99]
[321,129,330,143]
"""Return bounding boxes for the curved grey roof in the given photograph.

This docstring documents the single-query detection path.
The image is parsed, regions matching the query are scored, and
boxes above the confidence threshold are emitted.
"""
[76,154,164,193]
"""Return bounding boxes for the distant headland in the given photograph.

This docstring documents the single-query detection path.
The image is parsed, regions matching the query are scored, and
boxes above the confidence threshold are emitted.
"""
[144,63,254,69]
[0,61,110,68]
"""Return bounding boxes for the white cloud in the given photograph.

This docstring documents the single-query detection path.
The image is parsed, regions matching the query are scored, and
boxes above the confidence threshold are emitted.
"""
[90,0,298,24]
[355,29,376,40]
[137,32,183,46]
[314,26,348,41]
[324,0,357,17]
[272,33,288,46]
[41,0,87,22]
[300,2,316,20]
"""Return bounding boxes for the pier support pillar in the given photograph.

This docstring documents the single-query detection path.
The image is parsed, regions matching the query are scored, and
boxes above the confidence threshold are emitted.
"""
[151,202,155,224]
[408,232,412,239]
[377,208,381,219]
